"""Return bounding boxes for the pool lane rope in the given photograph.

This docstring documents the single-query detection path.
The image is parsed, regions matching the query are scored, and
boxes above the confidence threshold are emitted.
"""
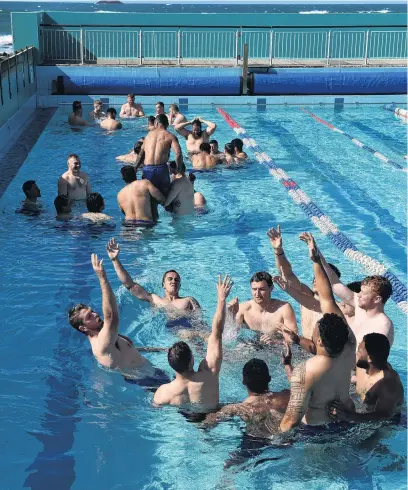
[301,108,406,172]
[383,103,408,119]
[216,107,408,315]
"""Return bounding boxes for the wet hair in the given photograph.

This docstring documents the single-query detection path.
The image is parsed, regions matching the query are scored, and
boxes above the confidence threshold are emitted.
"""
[347,281,362,293]
[170,103,179,112]
[72,100,82,112]
[127,93,135,99]
[364,333,390,369]
[156,101,164,108]
[134,138,144,154]
[68,153,80,161]
[54,194,70,213]
[361,276,392,304]
[189,172,196,184]
[224,143,235,156]
[68,303,88,333]
[86,193,104,213]
[243,358,271,394]
[120,166,137,184]
[22,180,36,196]
[209,139,218,146]
[147,115,155,126]
[192,119,202,128]
[231,138,244,152]
[200,142,211,154]
[94,99,102,106]
[250,271,273,288]
[107,107,117,118]
[327,263,341,279]
[162,269,180,286]
[156,114,169,128]
[317,313,349,357]
[168,341,193,374]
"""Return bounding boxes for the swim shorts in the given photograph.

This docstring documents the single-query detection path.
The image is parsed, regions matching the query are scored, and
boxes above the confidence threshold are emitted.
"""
[124,368,170,392]
[122,219,156,228]
[189,168,216,174]
[143,163,171,197]
[166,317,193,330]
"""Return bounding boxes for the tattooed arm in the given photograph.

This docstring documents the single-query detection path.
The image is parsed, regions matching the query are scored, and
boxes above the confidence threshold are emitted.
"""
[280,361,312,432]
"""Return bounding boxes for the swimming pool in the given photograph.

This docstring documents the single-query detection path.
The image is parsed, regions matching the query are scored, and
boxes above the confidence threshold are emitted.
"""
[0,103,406,489]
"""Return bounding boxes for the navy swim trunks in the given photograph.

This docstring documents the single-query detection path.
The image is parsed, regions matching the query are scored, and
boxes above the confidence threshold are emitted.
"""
[124,368,170,392]
[143,163,171,197]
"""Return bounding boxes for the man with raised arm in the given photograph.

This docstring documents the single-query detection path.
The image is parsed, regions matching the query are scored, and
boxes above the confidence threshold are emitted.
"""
[58,154,91,201]
[68,254,170,388]
[175,117,217,155]
[227,271,298,338]
[329,333,403,424]
[106,238,200,315]
[267,225,342,339]
[120,93,145,118]
[276,233,355,431]
[153,275,233,411]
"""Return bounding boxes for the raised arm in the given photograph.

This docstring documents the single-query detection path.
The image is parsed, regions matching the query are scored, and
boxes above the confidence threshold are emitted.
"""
[273,275,321,312]
[174,120,192,139]
[227,298,245,328]
[200,275,233,374]
[106,238,154,304]
[199,117,216,136]
[58,176,68,196]
[171,135,184,172]
[267,226,313,295]
[91,253,119,351]
[318,249,355,307]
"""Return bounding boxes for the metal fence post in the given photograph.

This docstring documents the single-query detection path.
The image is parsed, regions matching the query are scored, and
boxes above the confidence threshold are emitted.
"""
[139,29,143,65]
[177,28,181,65]
[235,28,240,65]
[15,52,19,93]
[364,30,370,65]
[6,54,11,99]
[269,28,273,66]
[80,27,84,64]
[326,30,331,66]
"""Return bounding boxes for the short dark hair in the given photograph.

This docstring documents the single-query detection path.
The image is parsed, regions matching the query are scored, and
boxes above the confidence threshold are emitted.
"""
[156,114,169,128]
[22,180,36,196]
[54,194,70,213]
[156,101,164,108]
[347,281,361,293]
[68,303,88,333]
[200,142,211,153]
[317,313,349,357]
[192,119,202,127]
[168,341,193,373]
[134,138,144,154]
[231,138,244,152]
[127,93,135,99]
[86,193,104,213]
[361,276,392,304]
[209,139,218,145]
[328,263,341,279]
[107,107,117,117]
[243,358,271,394]
[120,166,137,184]
[162,269,180,286]
[364,333,390,369]
[68,153,80,161]
[73,100,81,111]
[250,271,273,288]
[224,143,235,156]
[148,115,155,125]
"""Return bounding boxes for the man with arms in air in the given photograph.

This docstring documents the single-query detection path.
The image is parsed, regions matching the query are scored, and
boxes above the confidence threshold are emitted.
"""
[228,271,298,338]
[58,154,91,201]
[68,253,169,388]
[278,233,356,431]
[153,275,233,411]
[175,117,217,155]
[120,93,145,118]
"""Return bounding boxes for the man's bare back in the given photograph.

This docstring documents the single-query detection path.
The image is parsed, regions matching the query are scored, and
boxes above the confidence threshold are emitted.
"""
[191,152,216,170]
[100,119,122,130]
[143,128,177,166]
[117,180,165,221]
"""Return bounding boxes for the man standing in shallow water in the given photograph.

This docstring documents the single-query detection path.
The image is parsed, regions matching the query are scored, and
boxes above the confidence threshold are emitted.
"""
[120,93,145,118]
[58,154,91,201]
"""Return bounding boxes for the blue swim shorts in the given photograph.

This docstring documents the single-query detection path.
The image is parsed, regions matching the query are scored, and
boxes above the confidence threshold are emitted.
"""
[143,163,171,197]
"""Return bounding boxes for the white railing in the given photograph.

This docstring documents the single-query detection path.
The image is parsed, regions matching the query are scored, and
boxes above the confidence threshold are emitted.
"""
[39,27,408,65]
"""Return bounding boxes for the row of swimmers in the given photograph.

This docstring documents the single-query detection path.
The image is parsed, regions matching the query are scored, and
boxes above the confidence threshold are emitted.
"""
[68,227,403,437]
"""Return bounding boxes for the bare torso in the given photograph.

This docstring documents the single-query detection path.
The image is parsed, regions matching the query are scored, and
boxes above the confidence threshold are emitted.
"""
[186,132,209,153]
[239,299,294,334]
[144,129,174,165]
[100,119,122,130]
[194,191,207,207]
[68,113,87,126]
[301,305,323,339]
[81,213,112,223]
[120,103,144,118]
[352,306,394,347]
[117,180,155,221]
[59,171,90,200]
[191,153,216,170]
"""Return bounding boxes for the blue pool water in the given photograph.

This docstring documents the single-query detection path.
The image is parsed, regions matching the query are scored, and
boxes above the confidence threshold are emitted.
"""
[0,103,406,489]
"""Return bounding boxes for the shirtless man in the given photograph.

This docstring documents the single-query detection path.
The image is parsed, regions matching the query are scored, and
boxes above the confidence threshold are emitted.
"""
[204,358,290,437]
[228,271,298,338]
[136,114,183,199]
[82,193,112,223]
[153,275,233,411]
[329,333,403,423]
[268,225,342,339]
[209,139,225,163]
[168,104,187,126]
[20,180,41,214]
[107,238,200,315]
[188,173,207,208]
[155,101,165,115]
[68,253,170,388]
[119,93,145,118]
[88,100,105,121]
[68,100,88,127]
[224,143,237,165]
[231,138,248,160]
[191,143,217,171]
[58,154,91,201]
[120,166,136,185]
[175,117,216,155]
[165,162,194,215]
[116,138,144,165]
[277,233,356,430]
[100,108,122,130]
[117,173,165,226]
[54,194,72,220]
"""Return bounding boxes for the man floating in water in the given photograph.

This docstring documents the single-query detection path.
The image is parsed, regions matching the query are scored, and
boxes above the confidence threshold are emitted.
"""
[120,93,145,118]
[68,253,170,389]
[153,275,233,413]
[100,108,122,131]
[175,117,217,156]
[58,154,91,201]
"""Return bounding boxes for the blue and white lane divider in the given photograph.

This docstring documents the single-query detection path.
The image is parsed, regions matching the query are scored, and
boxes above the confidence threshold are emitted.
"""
[383,103,408,119]
[217,107,408,315]
[301,109,406,172]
